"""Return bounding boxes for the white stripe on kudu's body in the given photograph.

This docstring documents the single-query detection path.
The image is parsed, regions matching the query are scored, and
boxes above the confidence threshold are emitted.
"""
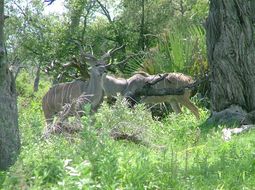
[42,46,114,127]
[42,80,89,126]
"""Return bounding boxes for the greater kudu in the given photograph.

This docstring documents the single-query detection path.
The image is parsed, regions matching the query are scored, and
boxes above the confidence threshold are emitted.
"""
[42,80,89,126]
[100,71,200,120]
[126,72,200,120]
[99,53,137,102]
[42,45,121,127]
[101,73,128,97]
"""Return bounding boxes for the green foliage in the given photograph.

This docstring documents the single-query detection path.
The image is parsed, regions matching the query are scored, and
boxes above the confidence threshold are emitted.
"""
[133,25,208,77]
[0,172,6,189]
[16,71,50,98]
[5,0,209,82]
[3,0,254,189]
[1,93,255,189]
[165,29,194,72]
[15,72,34,97]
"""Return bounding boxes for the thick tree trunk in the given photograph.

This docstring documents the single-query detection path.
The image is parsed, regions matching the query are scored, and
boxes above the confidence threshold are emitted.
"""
[0,0,20,170]
[206,1,255,124]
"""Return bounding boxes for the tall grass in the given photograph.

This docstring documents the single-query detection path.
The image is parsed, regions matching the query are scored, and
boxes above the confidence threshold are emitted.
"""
[1,72,255,189]
[1,91,255,189]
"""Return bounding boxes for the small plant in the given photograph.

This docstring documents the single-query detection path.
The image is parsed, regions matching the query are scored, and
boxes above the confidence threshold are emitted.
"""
[0,172,6,189]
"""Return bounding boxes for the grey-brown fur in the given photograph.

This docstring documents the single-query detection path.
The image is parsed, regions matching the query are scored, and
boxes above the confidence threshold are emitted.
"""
[100,71,199,119]
[42,52,109,127]
[83,64,106,110]
[101,73,128,97]
[125,72,200,120]
[42,80,89,125]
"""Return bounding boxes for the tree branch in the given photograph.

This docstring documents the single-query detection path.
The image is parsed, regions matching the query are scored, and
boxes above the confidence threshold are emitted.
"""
[95,0,112,23]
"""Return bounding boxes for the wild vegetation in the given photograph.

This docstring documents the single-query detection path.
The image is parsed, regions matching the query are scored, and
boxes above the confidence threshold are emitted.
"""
[1,73,255,189]
[1,0,255,189]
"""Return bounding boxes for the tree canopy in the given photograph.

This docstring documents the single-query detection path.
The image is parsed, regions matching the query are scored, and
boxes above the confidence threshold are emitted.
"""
[4,0,208,82]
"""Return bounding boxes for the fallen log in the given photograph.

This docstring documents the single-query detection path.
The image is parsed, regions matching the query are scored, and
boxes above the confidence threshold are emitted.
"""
[222,125,255,141]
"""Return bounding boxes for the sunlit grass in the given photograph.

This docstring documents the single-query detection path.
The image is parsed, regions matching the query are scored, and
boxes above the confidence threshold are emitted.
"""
[1,93,255,189]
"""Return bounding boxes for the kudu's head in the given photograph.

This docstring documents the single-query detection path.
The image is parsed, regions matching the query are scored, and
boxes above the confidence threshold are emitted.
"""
[73,42,125,111]
[74,41,122,77]
[42,42,126,129]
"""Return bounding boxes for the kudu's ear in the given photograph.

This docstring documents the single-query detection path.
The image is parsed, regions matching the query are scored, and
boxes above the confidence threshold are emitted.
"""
[83,54,98,66]
[104,62,112,69]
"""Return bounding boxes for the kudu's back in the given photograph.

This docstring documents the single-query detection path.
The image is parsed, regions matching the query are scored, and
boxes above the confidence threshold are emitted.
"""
[126,72,199,119]
[143,73,194,102]
[42,80,88,124]
[101,73,128,97]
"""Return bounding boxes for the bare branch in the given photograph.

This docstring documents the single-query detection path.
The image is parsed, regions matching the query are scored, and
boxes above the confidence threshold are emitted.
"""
[13,1,28,18]
[4,15,9,20]
[23,44,40,55]
[95,0,112,23]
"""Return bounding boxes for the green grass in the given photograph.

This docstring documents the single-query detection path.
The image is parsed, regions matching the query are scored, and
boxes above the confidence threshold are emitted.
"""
[1,93,255,189]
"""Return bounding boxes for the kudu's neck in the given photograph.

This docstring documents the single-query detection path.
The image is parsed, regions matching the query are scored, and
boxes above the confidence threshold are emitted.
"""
[105,74,127,86]
[87,69,104,110]
[102,73,128,96]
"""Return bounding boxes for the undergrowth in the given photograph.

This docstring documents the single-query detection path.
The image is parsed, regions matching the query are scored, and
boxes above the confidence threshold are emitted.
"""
[1,86,255,189]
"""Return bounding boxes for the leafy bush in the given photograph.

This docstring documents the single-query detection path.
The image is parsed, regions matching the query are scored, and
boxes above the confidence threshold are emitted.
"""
[16,70,51,99]
[15,72,34,97]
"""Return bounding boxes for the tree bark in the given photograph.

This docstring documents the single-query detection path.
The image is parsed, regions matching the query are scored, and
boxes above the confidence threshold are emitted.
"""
[69,0,86,35]
[138,0,146,51]
[33,64,40,92]
[205,1,255,124]
[0,0,20,170]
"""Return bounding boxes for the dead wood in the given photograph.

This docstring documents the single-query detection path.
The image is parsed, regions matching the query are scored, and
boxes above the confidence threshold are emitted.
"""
[222,125,255,141]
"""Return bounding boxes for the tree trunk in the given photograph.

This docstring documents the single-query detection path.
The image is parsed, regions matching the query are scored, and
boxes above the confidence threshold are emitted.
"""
[138,0,146,51]
[0,0,20,170]
[205,0,255,124]
[33,64,40,92]
[69,0,87,37]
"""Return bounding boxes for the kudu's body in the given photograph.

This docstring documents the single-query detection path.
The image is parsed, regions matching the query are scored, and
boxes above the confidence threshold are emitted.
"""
[100,71,199,120]
[42,64,106,126]
[126,72,200,120]
[42,44,119,127]
[42,80,89,125]
[101,73,128,97]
